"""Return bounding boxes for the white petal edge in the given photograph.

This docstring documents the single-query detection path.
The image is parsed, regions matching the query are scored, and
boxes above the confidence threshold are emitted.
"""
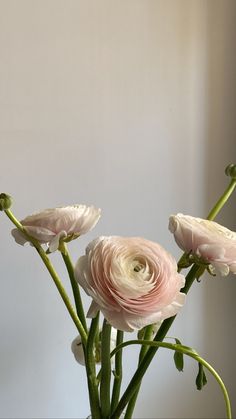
[49,231,67,252]
[11,229,28,246]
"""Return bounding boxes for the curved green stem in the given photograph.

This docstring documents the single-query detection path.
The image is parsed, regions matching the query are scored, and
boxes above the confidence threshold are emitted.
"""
[100,319,112,418]
[85,314,101,419]
[207,179,236,221]
[111,330,124,414]
[110,340,231,419]
[4,209,87,344]
[61,244,87,333]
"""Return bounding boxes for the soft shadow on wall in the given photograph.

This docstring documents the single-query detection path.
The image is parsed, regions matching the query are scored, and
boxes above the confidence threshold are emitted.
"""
[204,0,236,417]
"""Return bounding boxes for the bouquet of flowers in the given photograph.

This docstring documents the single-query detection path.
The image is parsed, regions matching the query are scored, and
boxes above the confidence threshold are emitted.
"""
[1,164,236,419]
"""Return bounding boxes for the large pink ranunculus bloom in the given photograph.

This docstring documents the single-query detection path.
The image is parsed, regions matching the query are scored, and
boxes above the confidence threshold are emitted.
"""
[11,205,101,252]
[169,213,236,276]
[75,236,185,332]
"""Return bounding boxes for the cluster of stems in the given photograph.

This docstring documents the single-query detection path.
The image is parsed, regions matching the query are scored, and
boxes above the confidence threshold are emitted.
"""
[3,168,236,419]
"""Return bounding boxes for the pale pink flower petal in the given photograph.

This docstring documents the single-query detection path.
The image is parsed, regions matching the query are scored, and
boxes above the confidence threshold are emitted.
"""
[11,205,101,252]
[169,213,236,276]
[12,226,55,245]
[75,236,185,332]
[87,300,100,318]
[211,262,230,276]
[49,231,67,253]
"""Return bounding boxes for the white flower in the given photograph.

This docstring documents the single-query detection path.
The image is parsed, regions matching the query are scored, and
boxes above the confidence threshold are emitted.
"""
[11,205,101,252]
[71,328,117,366]
[169,213,236,276]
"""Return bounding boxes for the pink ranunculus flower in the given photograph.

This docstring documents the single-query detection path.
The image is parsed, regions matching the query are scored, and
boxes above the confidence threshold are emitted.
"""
[169,213,236,276]
[75,236,185,332]
[11,205,101,252]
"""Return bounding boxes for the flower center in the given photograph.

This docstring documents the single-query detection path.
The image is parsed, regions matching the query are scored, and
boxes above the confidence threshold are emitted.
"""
[133,262,145,272]
[131,258,152,284]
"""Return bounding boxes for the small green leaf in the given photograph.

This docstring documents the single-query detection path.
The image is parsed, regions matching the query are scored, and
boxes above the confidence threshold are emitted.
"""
[196,362,208,390]
[174,338,184,372]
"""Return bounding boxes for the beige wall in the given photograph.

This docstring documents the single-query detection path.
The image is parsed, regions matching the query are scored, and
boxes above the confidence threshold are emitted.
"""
[0,1,235,418]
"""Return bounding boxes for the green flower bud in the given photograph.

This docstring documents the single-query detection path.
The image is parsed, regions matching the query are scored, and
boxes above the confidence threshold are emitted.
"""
[196,362,207,390]
[0,193,12,211]
[174,338,184,372]
[225,164,236,179]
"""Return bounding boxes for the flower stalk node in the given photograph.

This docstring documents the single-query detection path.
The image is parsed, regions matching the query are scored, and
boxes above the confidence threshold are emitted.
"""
[0,193,12,211]
[225,164,236,179]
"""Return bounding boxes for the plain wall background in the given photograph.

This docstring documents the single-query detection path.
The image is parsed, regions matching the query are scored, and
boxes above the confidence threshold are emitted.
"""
[0,1,235,418]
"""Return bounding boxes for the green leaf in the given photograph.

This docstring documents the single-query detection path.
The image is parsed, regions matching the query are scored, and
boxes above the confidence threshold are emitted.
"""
[174,338,184,372]
[196,362,208,390]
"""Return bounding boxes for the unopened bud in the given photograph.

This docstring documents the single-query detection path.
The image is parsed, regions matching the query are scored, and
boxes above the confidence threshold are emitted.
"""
[0,193,12,211]
[225,164,236,179]
[71,328,117,366]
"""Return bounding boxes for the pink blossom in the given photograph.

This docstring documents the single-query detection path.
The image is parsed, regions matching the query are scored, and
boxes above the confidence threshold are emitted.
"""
[169,213,236,276]
[75,236,185,332]
[11,205,101,252]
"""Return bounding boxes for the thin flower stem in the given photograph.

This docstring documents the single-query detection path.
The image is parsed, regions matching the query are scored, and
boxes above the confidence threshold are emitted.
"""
[61,244,88,333]
[139,325,155,361]
[62,245,101,415]
[111,330,124,414]
[85,314,101,419]
[207,179,236,221]
[110,340,231,419]
[100,319,112,418]
[4,209,87,344]
[124,325,153,419]
[114,176,236,418]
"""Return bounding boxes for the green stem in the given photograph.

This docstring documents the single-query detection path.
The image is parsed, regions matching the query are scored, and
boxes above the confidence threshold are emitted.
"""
[4,209,87,344]
[114,176,236,418]
[110,340,231,419]
[100,319,112,418]
[111,330,124,414]
[85,315,101,419]
[124,325,153,419]
[139,325,155,360]
[207,179,236,221]
[61,244,87,333]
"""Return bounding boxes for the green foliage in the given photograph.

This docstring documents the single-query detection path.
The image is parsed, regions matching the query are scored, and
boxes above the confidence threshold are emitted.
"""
[173,338,184,372]
[196,362,207,390]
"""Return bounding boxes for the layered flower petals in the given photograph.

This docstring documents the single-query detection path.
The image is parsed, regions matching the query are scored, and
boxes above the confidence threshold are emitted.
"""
[11,205,101,252]
[169,213,236,275]
[75,236,185,332]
